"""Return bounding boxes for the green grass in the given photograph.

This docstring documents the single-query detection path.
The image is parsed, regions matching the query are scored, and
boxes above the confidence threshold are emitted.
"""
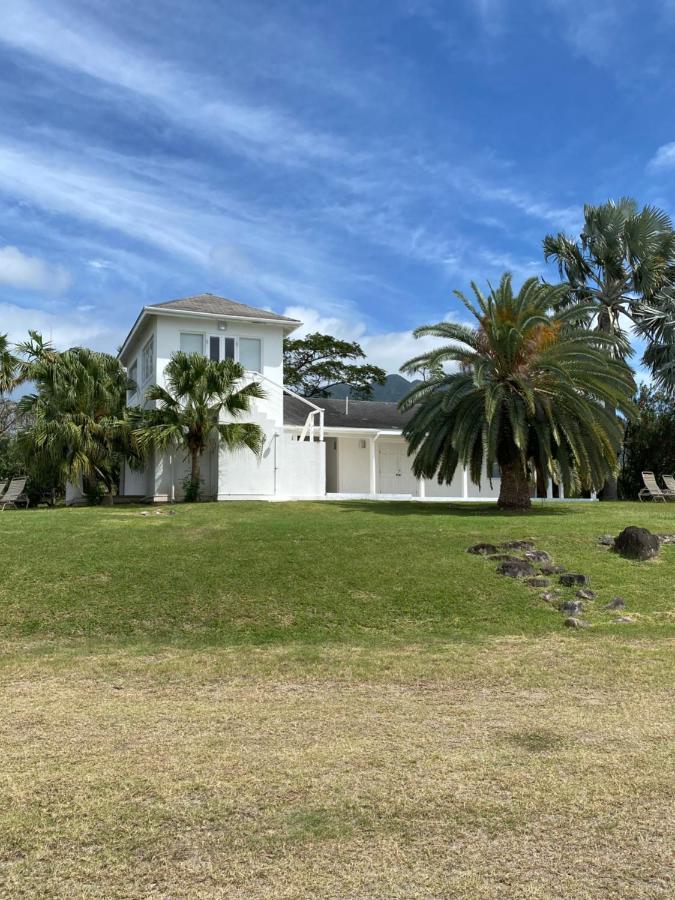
[0,501,673,898]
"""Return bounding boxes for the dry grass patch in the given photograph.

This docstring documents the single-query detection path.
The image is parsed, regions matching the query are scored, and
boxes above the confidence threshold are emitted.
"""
[1,637,673,899]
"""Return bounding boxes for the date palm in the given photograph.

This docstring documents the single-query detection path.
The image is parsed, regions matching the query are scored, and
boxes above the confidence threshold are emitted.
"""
[543,197,675,392]
[400,274,635,510]
[132,352,265,498]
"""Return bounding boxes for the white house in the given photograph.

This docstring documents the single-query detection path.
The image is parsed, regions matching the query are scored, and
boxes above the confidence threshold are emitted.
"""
[116,292,504,502]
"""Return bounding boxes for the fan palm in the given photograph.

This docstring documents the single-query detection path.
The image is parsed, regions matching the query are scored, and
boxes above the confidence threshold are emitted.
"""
[543,197,675,392]
[18,340,136,493]
[132,352,265,498]
[0,333,18,395]
[400,274,636,510]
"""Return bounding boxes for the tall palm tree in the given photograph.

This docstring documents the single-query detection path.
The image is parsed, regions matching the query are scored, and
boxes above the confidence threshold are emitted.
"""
[543,197,675,392]
[132,352,265,498]
[19,340,135,494]
[400,274,636,510]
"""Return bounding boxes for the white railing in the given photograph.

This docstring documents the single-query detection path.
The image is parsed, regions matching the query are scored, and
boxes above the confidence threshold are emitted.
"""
[244,371,324,442]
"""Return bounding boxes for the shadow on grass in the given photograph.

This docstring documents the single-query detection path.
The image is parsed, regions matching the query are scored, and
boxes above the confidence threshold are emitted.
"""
[329,501,575,518]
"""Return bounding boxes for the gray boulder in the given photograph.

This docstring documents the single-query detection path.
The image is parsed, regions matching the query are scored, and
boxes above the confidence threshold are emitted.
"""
[526,577,550,588]
[560,573,589,587]
[598,535,615,546]
[561,600,583,614]
[496,559,536,578]
[501,540,536,551]
[540,564,566,575]
[467,543,499,555]
[605,596,625,610]
[564,617,587,629]
[524,550,552,563]
[576,588,596,601]
[613,526,660,561]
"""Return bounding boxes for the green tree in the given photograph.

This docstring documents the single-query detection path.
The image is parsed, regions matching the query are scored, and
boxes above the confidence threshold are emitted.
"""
[400,274,635,510]
[132,352,265,500]
[543,197,675,393]
[18,335,136,497]
[0,333,19,396]
[283,332,386,398]
[618,386,675,499]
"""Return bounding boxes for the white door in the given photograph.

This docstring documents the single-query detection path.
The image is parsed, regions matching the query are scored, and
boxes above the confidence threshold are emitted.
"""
[378,445,418,495]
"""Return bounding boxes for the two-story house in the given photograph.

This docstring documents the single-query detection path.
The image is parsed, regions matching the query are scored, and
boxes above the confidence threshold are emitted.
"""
[114,293,504,502]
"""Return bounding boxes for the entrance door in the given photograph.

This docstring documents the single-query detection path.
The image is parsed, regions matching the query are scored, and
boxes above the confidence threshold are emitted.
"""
[378,444,417,494]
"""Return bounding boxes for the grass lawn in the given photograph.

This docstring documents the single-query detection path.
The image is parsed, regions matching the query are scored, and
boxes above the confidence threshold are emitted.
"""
[0,500,673,897]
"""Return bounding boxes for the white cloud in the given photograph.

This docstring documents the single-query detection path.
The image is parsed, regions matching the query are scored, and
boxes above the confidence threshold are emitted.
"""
[0,245,71,294]
[647,142,675,172]
[0,300,121,352]
[283,304,468,373]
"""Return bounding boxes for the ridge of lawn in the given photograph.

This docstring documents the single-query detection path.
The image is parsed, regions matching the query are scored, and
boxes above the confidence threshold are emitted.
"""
[0,500,673,650]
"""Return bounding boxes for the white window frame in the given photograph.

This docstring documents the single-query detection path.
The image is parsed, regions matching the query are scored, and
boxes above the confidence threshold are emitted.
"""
[127,359,138,401]
[204,333,264,371]
[141,336,154,384]
[179,332,205,355]
[238,336,262,373]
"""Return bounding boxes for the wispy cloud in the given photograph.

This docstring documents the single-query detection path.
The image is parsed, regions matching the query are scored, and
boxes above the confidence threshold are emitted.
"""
[0,299,120,351]
[0,245,71,294]
[647,141,675,172]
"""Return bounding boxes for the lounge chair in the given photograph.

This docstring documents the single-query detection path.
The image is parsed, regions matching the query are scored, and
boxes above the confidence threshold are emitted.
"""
[638,471,668,502]
[0,476,29,510]
[662,474,675,498]
[0,479,8,503]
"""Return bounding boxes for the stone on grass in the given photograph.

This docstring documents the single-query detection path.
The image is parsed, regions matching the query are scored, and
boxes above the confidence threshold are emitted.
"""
[605,596,625,610]
[598,535,615,546]
[526,577,550,588]
[564,617,587,629]
[524,550,552,563]
[496,559,536,578]
[501,540,536,551]
[576,588,596,601]
[613,615,635,623]
[489,553,523,563]
[467,543,499,555]
[540,564,566,575]
[560,573,589,587]
[656,533,675,545]
[561,599,583,614]
[613,526,660,561]
[540,590,562,603]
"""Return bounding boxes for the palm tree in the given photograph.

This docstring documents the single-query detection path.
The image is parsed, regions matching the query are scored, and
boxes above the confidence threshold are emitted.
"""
[543,197,675,392]
[132,352,265,499]
[18,339,135,495]
[0,333,18,396]
[400,274,636,510]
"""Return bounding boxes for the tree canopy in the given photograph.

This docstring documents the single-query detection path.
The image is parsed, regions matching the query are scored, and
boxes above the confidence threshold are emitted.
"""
[401,274,636,509]
[283,332,386,398]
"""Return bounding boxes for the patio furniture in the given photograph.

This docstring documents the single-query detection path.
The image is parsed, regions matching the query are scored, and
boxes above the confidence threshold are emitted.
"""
[661,474,675,498]
[0,479,8,503]
[0,476,29,510]
[638,471,667,502]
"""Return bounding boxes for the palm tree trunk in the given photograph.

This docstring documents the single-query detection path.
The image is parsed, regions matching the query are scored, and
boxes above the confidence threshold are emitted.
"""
[498,460,532,510]
[190,450,201,485]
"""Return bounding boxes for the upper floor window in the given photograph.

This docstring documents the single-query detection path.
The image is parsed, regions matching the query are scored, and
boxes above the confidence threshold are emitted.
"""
[127,360,138,400]
[207,335,258,369]
[142,336,154,383]
[239,338,262,372]
[180,333,204,355]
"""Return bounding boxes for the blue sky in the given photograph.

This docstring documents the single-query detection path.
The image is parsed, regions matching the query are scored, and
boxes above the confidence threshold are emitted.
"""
[1,0,674,372]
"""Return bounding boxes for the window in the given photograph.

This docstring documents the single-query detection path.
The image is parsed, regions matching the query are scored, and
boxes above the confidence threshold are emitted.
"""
[142,337,154,382]
[127,360,138,399]
[207,336,236,362]
[239,337,261,372]
[224,337,235,360]
[180,333,203,354]
[209,336,220,361]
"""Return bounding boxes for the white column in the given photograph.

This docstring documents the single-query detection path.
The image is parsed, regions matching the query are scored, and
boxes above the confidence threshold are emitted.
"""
[418,477,426,499]
[547,479,553,500]
[462,467,469,499]
[369,437,377,495]
[559,481,565,500]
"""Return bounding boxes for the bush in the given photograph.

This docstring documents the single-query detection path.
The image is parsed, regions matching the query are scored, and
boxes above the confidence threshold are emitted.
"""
[182,475,202,503]
[618,387,675,499]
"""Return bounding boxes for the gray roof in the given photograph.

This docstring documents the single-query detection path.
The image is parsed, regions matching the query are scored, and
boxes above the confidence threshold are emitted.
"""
[147,293,300,324]
[284,396,414,430]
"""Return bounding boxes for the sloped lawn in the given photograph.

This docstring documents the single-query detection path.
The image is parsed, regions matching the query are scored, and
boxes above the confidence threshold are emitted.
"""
[0,501,673,898]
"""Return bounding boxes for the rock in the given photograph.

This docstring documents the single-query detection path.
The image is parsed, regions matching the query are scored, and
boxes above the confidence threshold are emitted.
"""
[524,550,552,563]
[656,533,675,545]
[467,543,499,555]
[576,588,596,601]
[496,559,536,578]
[488,553,523,563]
[560,573,589,587]
[561,600,583,614]
[613,615,634,623]
[605,596,625,610]
[540,589,562,603]
[564,617,587,629]
[526,577,550,588]
[540,564,566,575]
[598,535,615,546]
[613,526,660,561]
[501,540,536,551]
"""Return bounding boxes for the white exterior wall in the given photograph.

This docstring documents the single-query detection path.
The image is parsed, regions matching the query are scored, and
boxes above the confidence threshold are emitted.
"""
[336,436,371,493]
[277,435,326,497]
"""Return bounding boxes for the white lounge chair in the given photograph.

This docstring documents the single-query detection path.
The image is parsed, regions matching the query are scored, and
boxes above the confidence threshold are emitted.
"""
[0,479,8,503]
[638,471,667,502]
[0,476,29,510]
[661,474,675,498]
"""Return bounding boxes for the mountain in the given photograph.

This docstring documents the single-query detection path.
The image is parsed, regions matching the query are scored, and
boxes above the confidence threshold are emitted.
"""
[328,374,422,402]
